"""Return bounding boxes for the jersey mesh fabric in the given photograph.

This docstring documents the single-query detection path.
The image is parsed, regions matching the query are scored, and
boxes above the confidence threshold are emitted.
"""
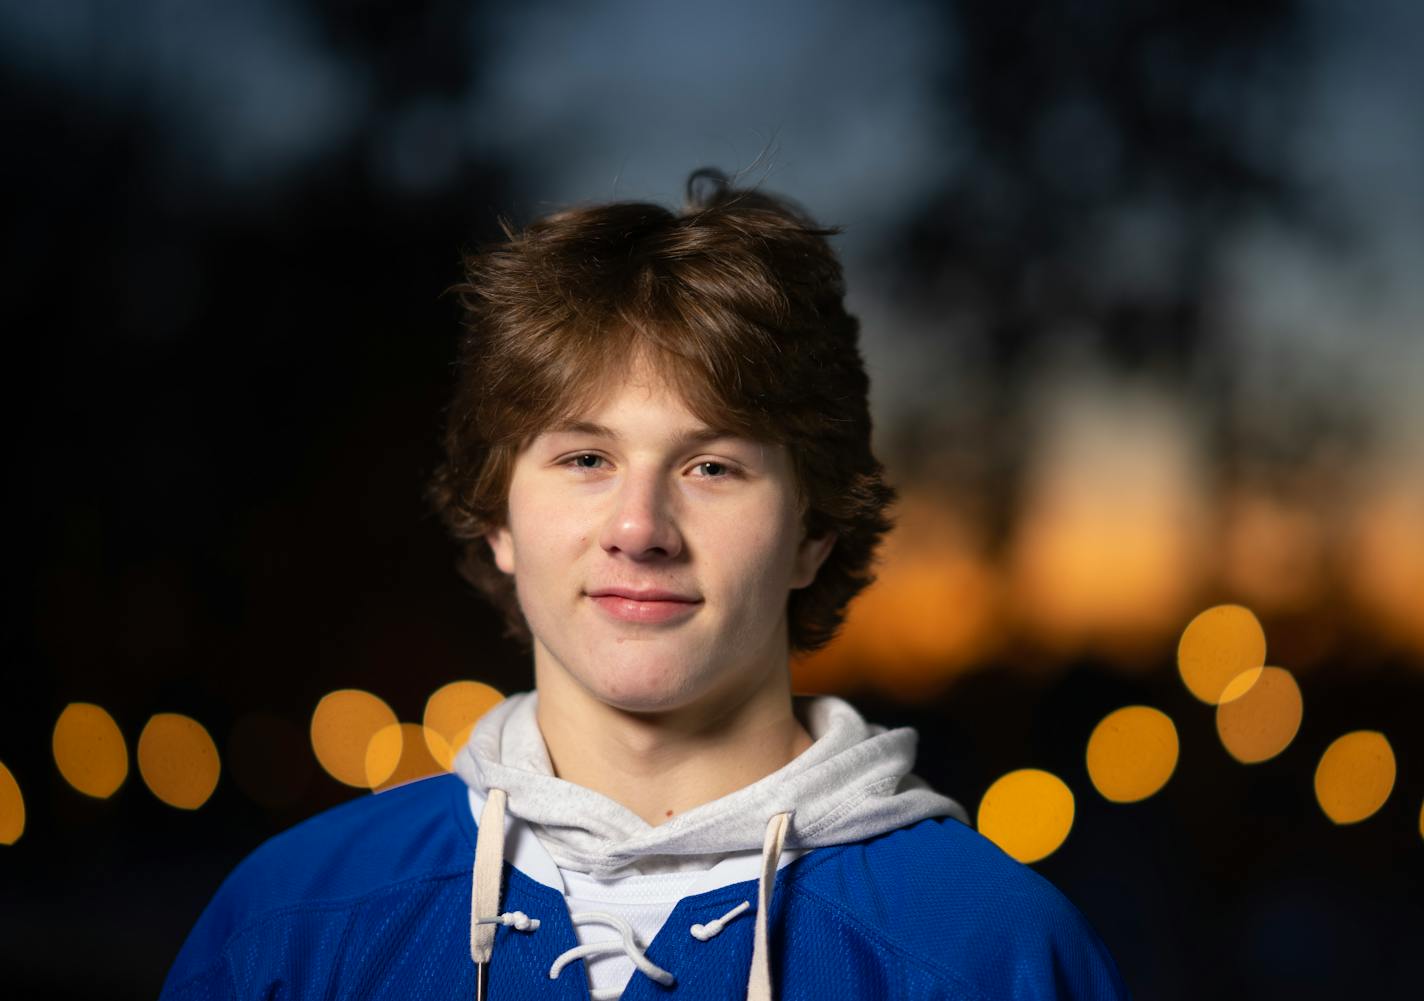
[160,772,1131,1000]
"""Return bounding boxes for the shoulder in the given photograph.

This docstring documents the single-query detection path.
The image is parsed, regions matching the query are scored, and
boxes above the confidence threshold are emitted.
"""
[213,771,473,916]
[162,773,474,994]
[787,818,1130,1000]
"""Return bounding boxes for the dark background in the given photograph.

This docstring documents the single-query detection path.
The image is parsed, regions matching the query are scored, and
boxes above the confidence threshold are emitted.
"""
[4,1,1422,997]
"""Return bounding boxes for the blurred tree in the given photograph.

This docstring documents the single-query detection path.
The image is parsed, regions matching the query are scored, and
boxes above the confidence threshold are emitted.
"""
[880,0,1321,533]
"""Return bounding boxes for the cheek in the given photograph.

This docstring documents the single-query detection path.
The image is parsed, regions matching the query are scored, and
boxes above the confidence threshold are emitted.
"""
[504,489,595,610]
[511,519,581,582]
[508,523,578,641]
[709,508,802,604]
[507,479,580,553]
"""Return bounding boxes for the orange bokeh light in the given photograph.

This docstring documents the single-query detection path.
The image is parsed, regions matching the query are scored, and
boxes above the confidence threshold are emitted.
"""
[1314,730,1395,825]
[1215,666,1303,764]
[1086,706,1179,803]
[52,702,128,799]
[0,760,24,845]
[368,722,444,792]
[977,768,1075,864]
[423,681,504,770]
[311,690,398,788]
[1177,604,1266,705]
[137,713,221,810]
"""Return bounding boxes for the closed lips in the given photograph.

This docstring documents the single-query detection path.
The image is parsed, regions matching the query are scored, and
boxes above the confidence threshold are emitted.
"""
[587,589,700,602]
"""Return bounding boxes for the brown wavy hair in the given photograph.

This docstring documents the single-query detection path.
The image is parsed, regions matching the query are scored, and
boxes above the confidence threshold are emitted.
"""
[428,168,895,653]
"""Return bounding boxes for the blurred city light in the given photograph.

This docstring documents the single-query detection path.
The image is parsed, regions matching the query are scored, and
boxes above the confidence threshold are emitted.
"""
[52,702,128,799]
[422,681,504,770]
[1177,604,1266,705]
[1214,666,1303,764]
[1085,706,1179,803]
[137,713,221,810]
[976,768,1075,864]
[368,722,443,792]
[1314,731,1396,825]
[0,760,23,845]
[310,689,398,788]
[227,712,313,810]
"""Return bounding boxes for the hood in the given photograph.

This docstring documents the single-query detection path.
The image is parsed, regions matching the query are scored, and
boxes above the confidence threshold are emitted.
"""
[453,691,967,878]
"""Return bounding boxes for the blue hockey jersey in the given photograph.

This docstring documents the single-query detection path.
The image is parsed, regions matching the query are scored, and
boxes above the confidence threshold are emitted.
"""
[160,770,1129,1000]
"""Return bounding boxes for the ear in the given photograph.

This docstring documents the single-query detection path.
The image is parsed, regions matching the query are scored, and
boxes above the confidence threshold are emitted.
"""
[790,531,837,590]
[487,526,516,575]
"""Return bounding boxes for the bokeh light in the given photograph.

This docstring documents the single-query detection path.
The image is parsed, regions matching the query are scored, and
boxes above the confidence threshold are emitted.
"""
[137,713,221,810]
[422,681,504,770]
[0,760,24,845]
[1314,731,1396,825]
[363,721,404,789]
[228,712,314,810]
[52,702,128,799]
[1215,666,1303,764]
[977,768,1075,864]
[1086,706,1179,803]
[310,689,398,788]
[368,722,443,792]
[1177,604,1266,704]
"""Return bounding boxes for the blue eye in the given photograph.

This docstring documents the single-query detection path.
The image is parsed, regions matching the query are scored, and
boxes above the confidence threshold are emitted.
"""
[694,461,733,478]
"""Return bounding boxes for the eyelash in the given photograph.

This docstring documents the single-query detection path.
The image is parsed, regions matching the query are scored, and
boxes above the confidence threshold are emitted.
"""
[560,454,739,479]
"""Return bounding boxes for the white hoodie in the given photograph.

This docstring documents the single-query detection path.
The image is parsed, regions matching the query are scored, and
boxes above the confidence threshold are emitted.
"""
[454,691,966,998]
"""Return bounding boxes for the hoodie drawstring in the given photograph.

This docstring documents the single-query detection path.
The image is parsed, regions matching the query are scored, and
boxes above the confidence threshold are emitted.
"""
[470,790,791,1001]
[471,788,507,999]
[747,812,790,1001]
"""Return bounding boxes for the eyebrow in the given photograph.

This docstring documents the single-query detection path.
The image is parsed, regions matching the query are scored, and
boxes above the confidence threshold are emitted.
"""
[545,419,739,447]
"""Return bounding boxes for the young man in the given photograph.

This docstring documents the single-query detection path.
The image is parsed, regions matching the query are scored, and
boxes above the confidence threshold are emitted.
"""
[161,170,1129,1000]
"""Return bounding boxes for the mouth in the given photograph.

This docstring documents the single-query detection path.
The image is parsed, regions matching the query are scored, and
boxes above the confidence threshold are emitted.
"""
[585,588,703,625]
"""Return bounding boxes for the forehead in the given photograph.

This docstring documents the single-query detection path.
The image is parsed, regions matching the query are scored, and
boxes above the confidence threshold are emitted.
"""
[537,351,755,442]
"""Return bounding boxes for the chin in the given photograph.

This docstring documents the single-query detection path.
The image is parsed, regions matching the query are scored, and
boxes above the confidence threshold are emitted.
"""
[579,648,711,715]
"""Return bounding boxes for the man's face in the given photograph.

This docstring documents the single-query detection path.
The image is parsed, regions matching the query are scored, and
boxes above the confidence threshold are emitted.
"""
[487,358,835,715]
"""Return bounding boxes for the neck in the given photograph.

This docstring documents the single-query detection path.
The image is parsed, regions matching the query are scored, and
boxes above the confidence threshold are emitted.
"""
[533,656,812,827]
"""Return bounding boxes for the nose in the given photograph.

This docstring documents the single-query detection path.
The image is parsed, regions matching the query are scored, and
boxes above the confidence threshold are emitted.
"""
[598,467,683,560]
